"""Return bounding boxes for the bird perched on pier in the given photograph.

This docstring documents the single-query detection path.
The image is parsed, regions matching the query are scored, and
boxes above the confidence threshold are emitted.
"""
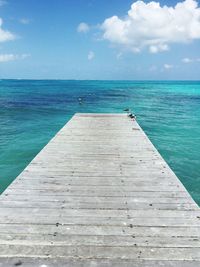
[124,108,136,119]
[128,113,136,119]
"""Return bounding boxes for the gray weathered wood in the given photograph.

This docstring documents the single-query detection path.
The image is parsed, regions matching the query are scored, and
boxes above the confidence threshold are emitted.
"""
[0,113,199,266]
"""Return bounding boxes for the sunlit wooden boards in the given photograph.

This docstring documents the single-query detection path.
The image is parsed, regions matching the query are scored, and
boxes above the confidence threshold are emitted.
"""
[0,113,199,266]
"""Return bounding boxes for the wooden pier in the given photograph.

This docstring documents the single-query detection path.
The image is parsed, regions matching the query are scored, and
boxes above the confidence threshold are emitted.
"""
[0,113,200,266]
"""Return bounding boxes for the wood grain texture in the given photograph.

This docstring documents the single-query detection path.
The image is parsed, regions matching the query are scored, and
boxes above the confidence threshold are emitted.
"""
[0,113,199,266]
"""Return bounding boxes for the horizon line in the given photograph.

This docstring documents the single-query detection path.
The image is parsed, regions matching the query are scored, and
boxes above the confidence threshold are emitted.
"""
[1,79,200,82]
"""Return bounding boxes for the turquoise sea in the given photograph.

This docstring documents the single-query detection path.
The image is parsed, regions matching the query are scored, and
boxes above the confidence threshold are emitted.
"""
[0,80,200,205]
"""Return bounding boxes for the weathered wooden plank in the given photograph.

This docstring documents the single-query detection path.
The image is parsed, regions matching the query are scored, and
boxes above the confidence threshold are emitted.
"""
[0,215,199,226]
[12,177,182,186]
[0,195,193,204]
[2,190,191,198]
[0,200,197,211]
[0,207,199,218]
[0,234,199,248]
[0,215,199,227]
[8,186,187,194]
[0,222,200,237]
[0,245,200,260]
[1,258,199,267]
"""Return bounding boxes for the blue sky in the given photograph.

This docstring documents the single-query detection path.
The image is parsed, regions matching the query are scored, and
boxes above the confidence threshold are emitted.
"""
[0,0,200,79]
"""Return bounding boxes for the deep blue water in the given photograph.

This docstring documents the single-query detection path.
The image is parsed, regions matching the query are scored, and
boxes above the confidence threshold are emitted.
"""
[0,80,200,204]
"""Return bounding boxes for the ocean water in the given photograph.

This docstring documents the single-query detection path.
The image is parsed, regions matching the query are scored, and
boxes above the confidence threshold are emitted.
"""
[0,80,200,205]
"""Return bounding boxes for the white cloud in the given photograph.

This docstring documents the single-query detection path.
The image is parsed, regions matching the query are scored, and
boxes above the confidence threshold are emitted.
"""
[184,57,200,62]
[19,18,30,25]
[149,44,169,53]
[0,54,30,62]
[182,57,200,63]
[0,54,17,62]
[88,51,95,60]
[101,0,200,53]
[77,22,90,33]
[164,64,173,69]
[0,18,15,42]
[182,57,193,63]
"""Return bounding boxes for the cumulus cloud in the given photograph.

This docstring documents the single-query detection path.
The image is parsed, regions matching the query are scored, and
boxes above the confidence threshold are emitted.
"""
[182,57,200,63]
[101,0,200,53]
[0,18,15,42]
[182,57,193,63]
[77,22,90,33]
[0,54,30,63]
[164,64,173,69]
[88,51,95,60]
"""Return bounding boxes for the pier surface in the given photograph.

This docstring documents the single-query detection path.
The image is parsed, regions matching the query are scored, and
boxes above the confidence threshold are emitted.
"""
[0,113,200,266]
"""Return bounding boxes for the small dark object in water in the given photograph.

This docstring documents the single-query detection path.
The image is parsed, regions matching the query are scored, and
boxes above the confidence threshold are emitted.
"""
[124,108,130,112]
[78,97,83,105]
[14,260,22,266]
